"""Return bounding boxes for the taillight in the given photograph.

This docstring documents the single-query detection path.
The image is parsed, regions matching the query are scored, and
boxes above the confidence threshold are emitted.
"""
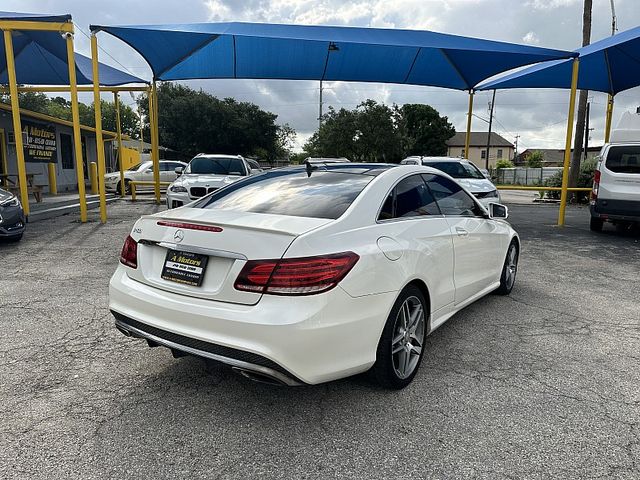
[591,169,601,202]
[120,235,138,268]
[234,252,359,296]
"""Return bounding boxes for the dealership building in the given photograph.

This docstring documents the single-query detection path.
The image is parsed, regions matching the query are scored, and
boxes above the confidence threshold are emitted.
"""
[0,103,123,194]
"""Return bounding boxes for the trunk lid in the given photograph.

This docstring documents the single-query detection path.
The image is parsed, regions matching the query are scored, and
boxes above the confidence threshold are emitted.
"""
[127,208,332,305]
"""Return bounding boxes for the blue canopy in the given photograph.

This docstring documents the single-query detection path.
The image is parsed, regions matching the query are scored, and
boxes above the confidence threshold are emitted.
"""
[0,11,145,86]
[477,26,640,95]
[91,22,574,90]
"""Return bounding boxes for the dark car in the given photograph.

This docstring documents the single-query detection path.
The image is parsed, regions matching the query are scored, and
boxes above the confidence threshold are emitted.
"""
[0,187,26,242]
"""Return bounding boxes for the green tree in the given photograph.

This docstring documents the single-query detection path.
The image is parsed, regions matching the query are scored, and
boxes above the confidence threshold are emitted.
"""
[0,93,140,137]
[399,104,455,156]
[138,83,293,159]
[526,150,544,168]
[495,159,515,169]
[304,100,454,162]
[304,106,360,159]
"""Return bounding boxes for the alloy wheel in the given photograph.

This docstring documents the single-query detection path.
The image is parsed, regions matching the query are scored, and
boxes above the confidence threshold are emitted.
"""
[391,295,425,379]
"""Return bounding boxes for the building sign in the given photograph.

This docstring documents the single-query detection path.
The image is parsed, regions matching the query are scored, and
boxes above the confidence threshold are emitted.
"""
[23,121,57,163]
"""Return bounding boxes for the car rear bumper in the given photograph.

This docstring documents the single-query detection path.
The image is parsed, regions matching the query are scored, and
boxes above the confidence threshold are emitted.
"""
[109,266,396,384]
[590,199,640,222]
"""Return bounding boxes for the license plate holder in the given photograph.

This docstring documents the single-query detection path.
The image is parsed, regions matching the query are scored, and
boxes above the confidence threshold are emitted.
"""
[161,249,208,287]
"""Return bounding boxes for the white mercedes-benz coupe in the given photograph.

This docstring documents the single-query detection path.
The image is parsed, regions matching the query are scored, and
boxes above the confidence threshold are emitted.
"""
[110,163,519,389]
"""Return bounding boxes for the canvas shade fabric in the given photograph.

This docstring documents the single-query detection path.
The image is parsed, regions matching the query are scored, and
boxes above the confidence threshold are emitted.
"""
[477,25,640,95]
[90,21,575,90]
[0,11,145,86]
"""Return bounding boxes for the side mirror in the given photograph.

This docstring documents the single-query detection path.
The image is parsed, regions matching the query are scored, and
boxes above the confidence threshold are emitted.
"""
[174,167,183,175]
[488,202,508,219]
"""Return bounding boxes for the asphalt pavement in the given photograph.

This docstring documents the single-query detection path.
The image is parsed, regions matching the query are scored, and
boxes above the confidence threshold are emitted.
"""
[1,200,639,479]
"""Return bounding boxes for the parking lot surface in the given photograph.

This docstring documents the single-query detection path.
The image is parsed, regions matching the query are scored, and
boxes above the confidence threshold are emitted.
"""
[1,200,639,479]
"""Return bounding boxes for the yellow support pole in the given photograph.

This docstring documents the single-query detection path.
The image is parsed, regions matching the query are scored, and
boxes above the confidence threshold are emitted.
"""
[150,82,161,204]
[464,90,474,160]
[114,92,125,197]
[604,94,614,143]
[47,163,57,195]
[90,33,108,224]
[3,30,30,216]
[65,33,88,222]
[89,162,98,194]
[558,58,580,227]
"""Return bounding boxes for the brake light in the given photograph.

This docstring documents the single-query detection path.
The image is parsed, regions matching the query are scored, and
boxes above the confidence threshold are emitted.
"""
[120,235,138,268]
[234,252,359,296]
[157,221,223,233]
[591,169,601,202]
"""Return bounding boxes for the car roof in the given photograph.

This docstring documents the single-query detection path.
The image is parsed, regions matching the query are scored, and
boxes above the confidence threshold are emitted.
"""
[282,162,396,176]
[419,157,469,163]
[193,154,243,159]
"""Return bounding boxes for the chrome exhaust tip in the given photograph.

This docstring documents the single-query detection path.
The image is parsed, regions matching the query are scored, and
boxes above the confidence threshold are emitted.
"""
[232,367,286,386]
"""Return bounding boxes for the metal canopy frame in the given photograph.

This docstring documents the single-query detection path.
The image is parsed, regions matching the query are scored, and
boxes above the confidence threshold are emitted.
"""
[1,15,149,223]
[91,21,581,224]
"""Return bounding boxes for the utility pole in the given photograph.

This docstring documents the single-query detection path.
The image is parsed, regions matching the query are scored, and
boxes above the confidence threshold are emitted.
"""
[568,0,593,192]
[318,79,323,131]
[514,134,520,160]
[485,89,496,170]
[610,0,617,35]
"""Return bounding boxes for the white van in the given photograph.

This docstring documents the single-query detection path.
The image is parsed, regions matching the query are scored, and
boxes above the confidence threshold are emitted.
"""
[590,112,640,231]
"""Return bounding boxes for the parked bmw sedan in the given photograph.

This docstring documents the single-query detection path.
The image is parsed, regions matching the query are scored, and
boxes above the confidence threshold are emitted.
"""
[110,163,519,389]
[401,157,501,209]
[166,154,253,209]
[0,187,26,242]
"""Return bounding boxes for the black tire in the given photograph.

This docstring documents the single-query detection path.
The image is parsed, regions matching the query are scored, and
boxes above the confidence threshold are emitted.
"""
[373,285,428,389]
[590,217,604,232]
[495,240,518,295]
[117,180,131,195]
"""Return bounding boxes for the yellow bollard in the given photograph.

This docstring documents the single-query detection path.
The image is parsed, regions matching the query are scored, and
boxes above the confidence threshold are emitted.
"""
[47,163,57,195]
[130,182,136,202]
[89,162,98,195]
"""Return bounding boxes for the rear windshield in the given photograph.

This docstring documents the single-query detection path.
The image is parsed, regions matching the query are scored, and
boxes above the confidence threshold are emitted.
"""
[196,169,373,219]
[186,157,247,176]
[606,146,640,174]
[424,161,485,179]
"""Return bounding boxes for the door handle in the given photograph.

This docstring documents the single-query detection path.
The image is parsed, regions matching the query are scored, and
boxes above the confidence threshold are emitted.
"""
[455,227,469,237]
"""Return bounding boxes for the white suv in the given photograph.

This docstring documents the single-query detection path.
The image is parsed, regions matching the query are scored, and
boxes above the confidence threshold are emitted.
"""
[590,143,640,231]
[166,154,253,209]
[401,156,500,210]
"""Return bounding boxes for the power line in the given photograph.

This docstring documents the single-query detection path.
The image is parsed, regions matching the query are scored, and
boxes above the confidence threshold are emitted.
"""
[73,23,140,78]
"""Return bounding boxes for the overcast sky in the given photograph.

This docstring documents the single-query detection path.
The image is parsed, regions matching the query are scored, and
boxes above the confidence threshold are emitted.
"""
[6,0,640,152]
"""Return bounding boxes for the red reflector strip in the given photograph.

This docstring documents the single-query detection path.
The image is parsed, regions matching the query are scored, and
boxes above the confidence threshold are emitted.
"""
[157,221,223,232]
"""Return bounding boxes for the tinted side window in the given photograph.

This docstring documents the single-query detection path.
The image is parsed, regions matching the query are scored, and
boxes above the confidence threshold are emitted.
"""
[377,174,440,221]
[379,192,394,220]
[395,175,441,217]
[423,174,483,217]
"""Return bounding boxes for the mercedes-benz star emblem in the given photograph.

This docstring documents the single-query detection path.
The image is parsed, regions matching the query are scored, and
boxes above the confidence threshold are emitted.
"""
[174,230,184,243]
